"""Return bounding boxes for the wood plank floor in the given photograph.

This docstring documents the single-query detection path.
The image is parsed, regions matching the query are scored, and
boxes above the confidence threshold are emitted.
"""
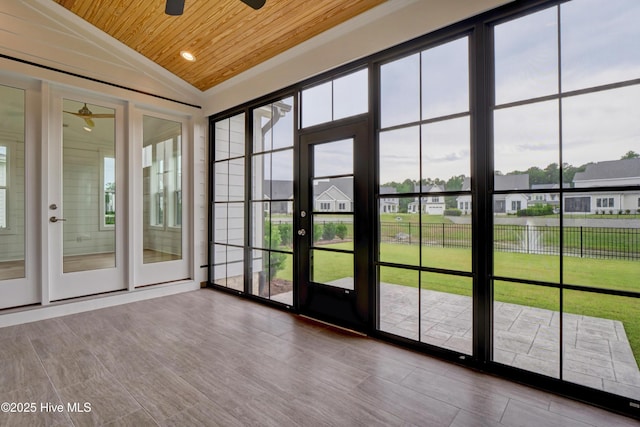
[0,289,637,426]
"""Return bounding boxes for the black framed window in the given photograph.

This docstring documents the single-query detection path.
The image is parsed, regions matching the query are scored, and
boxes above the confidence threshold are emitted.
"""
[209,0,640,417]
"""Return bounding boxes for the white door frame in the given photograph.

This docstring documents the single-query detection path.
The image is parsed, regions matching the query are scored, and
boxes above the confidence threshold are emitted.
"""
[132,108,190,286]
[47,90,127,301]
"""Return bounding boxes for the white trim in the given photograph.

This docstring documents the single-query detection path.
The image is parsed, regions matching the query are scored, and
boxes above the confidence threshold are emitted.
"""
[0,280,199,328]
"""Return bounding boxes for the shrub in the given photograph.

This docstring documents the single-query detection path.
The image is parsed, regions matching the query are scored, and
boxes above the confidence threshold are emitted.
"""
[516,205,553,217]
[336,223,348,240]
[313,223,322,242]
[263,221,286,280]
[322,222,336,241]
[444,208,462,216]
[278,223,292,246]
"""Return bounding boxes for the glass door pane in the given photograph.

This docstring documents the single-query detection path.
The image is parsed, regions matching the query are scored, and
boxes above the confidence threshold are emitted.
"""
[0,85,25,282]
[62,99,116,273]
[142,116,182,264]
[298,120,369,330]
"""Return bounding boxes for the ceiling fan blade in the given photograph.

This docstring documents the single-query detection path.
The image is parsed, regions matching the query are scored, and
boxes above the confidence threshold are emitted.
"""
[165,0,185,15]
[89,114,116,118]
[239,0,266,10]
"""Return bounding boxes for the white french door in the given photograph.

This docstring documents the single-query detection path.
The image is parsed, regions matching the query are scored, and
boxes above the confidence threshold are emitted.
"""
[47,94,126,301]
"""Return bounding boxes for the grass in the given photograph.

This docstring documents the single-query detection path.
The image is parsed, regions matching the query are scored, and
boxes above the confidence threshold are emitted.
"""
[276,243,640,365]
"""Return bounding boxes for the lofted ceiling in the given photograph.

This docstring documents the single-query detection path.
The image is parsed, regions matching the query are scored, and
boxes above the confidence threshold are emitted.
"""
[52,0,387,92]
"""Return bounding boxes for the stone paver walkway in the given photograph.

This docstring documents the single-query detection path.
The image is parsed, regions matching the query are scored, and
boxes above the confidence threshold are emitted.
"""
[273,280,640,400]
[379,282,640,400]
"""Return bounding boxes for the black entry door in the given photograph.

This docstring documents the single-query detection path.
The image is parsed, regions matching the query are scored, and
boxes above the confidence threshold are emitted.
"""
[297,120,371,331]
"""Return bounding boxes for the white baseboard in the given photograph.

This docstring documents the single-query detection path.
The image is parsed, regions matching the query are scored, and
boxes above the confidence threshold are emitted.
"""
[0,280,200,328]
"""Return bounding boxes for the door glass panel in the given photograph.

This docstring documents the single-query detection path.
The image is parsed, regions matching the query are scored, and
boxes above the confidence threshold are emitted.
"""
[142,115,182,264]
[310,139,355,291]
[0,85,25,280]
[313,139,353,177]
[313,214,353,250]
[62,99,115,273]
[310,249,353,290]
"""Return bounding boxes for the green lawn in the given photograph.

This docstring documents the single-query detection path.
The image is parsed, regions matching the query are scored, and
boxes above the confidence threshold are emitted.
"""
[277,243,640,364]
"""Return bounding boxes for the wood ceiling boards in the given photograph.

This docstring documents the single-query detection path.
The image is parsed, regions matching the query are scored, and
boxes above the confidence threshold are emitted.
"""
[53,0,387,91]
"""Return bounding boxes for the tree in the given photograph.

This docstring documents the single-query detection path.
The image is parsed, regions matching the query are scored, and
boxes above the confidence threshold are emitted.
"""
[621,150,639,160]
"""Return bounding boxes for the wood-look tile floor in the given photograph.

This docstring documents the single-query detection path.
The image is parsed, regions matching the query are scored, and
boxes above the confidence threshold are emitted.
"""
[0,289,637,426]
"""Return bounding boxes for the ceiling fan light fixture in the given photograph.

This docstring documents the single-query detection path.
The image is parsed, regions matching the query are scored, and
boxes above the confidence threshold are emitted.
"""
[180,50,196,61]
[83,126,92,132]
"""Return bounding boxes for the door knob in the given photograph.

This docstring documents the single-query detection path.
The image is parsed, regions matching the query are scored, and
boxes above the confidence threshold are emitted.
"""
[49,216,67,223]
[297,229,306,236]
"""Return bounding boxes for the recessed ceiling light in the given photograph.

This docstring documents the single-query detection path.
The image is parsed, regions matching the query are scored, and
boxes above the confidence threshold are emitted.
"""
[180,51,195,61]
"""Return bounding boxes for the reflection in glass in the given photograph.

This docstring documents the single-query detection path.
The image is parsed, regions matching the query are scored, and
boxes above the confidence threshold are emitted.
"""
[310,249,353,290]
[379,266,419,340]
[142,115,182,264]
[563,290,640,400]
[494,6,558,105]
[422,37,469,119]
[421,117,470,186]
[255,98,294,152]
[493,198,560,283]
[313,139,353,177]
[494,100,559,176]
[381,53,420,128]
[421,273,472,354]
[0,85,25,280]
[215,113,245,160]
[562,85,640,169]
[379,126,420,185]
[213,114,246,291]
[561,0,640,92]
[63,99,116,272]
[493,280,560,378]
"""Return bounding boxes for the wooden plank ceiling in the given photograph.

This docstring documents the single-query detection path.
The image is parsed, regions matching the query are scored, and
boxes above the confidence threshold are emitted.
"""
[53,0,387,91]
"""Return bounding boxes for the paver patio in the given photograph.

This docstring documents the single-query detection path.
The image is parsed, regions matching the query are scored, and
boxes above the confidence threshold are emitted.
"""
[379,281,640,400]
[273,280,640,400]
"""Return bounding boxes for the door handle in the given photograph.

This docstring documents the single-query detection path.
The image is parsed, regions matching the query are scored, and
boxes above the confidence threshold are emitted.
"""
[49,216,67,223]
[297,229,306,236]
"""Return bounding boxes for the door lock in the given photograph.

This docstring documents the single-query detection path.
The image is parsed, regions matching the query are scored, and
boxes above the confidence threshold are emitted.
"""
[297,229,306,236]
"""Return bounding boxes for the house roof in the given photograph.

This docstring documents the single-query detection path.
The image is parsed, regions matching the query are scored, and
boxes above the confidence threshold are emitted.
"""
[380,186,397,195]
[314,177,354,201]
[573,158,640,181]
[460,174,530,192]
[264,180,293,200]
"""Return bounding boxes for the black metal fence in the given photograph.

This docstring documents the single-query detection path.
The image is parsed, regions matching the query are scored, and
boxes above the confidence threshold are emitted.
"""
[379,222,640,260]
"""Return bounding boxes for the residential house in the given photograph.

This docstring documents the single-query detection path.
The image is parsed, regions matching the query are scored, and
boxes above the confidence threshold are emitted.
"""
[313,177,353,212]
[457,174,530,214]
[408,184,446,214]
[567,158,640,213]
[379,186,399,214]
